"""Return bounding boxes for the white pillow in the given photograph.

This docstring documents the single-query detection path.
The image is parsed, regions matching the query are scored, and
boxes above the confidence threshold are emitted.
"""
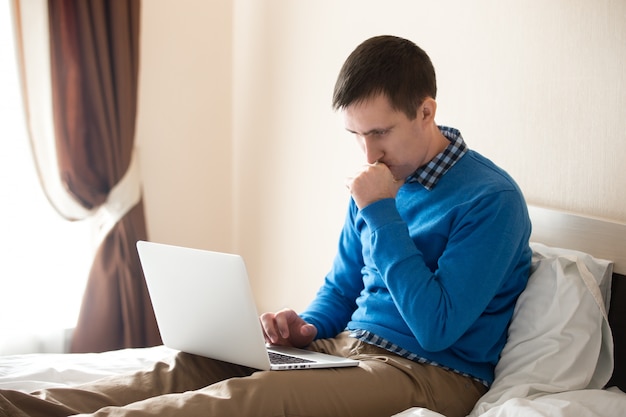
[469,243,614,416]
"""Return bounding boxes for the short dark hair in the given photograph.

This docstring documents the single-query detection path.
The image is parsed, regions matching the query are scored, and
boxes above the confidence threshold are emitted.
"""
[332,35,437,120]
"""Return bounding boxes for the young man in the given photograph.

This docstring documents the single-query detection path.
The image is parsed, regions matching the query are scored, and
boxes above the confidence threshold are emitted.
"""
[0,35,531,417]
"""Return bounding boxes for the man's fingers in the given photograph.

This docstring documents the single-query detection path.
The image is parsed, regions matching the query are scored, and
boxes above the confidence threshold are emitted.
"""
[259,309,298,344]
[274,310,292,339]
[259,312,282,344]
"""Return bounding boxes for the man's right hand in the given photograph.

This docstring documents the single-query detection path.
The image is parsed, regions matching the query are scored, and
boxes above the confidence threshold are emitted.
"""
[345,161,403,209]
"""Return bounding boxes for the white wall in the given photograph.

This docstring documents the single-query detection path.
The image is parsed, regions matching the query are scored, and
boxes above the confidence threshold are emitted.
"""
[137,0,626,313]
[136,0,234,253]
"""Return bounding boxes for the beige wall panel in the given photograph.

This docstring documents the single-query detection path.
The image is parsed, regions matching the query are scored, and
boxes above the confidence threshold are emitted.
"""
[136,0,234,253]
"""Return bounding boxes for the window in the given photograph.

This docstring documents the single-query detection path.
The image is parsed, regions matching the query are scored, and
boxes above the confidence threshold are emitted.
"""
[0,1,92,353]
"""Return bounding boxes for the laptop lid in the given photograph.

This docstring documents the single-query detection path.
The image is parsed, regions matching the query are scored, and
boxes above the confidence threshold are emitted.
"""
[136,241,358,371]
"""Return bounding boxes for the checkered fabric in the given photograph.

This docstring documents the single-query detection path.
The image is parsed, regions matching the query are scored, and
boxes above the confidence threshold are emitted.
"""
[350,329,489,387]
[405,125,468,190]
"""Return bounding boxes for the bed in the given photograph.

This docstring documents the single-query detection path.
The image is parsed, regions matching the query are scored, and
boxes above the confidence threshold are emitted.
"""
[1,204,625,417]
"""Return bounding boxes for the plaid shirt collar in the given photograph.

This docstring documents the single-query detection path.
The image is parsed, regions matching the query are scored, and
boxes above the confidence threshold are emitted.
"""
[405,126,468,190]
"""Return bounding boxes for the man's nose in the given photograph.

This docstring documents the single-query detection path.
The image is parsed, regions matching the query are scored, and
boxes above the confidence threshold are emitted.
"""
[363,141,382,165]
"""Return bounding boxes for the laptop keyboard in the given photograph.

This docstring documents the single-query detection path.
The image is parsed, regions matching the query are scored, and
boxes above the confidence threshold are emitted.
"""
[268,351,315,365]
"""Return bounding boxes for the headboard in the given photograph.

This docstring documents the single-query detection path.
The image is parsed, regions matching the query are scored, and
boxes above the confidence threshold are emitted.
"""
[528,205,626,391]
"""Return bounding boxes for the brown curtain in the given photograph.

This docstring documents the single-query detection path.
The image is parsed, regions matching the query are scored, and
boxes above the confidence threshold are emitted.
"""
[47,0,161,352]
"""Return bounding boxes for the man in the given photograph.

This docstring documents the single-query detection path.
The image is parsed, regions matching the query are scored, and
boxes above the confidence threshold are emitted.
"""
[0,35,531,417]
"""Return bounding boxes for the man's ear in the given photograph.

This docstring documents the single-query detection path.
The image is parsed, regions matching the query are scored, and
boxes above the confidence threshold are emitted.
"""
[420,97,437,122]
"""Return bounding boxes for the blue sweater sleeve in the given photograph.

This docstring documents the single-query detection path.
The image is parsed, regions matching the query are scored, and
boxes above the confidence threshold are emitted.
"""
[359,190,530,351]
[300,203,364,338]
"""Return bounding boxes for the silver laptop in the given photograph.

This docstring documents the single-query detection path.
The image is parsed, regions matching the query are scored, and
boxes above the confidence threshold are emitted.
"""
[136,241,359,371]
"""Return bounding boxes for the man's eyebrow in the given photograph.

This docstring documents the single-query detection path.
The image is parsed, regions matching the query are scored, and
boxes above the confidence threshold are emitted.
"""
[345,126,392,135]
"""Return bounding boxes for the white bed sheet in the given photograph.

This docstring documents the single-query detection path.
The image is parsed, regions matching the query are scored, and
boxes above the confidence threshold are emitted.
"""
[393,387,626,417]
[0,345,177,392]
[2,346,626,417]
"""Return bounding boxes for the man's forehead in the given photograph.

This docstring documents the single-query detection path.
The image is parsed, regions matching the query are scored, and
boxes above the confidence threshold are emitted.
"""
[342,95,400,132]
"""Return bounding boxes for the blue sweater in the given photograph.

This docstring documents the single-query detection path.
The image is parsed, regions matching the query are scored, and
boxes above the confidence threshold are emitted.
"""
[300,150,532,385]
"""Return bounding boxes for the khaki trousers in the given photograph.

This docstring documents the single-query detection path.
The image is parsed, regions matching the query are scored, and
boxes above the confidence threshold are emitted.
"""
[0,332,486,417]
